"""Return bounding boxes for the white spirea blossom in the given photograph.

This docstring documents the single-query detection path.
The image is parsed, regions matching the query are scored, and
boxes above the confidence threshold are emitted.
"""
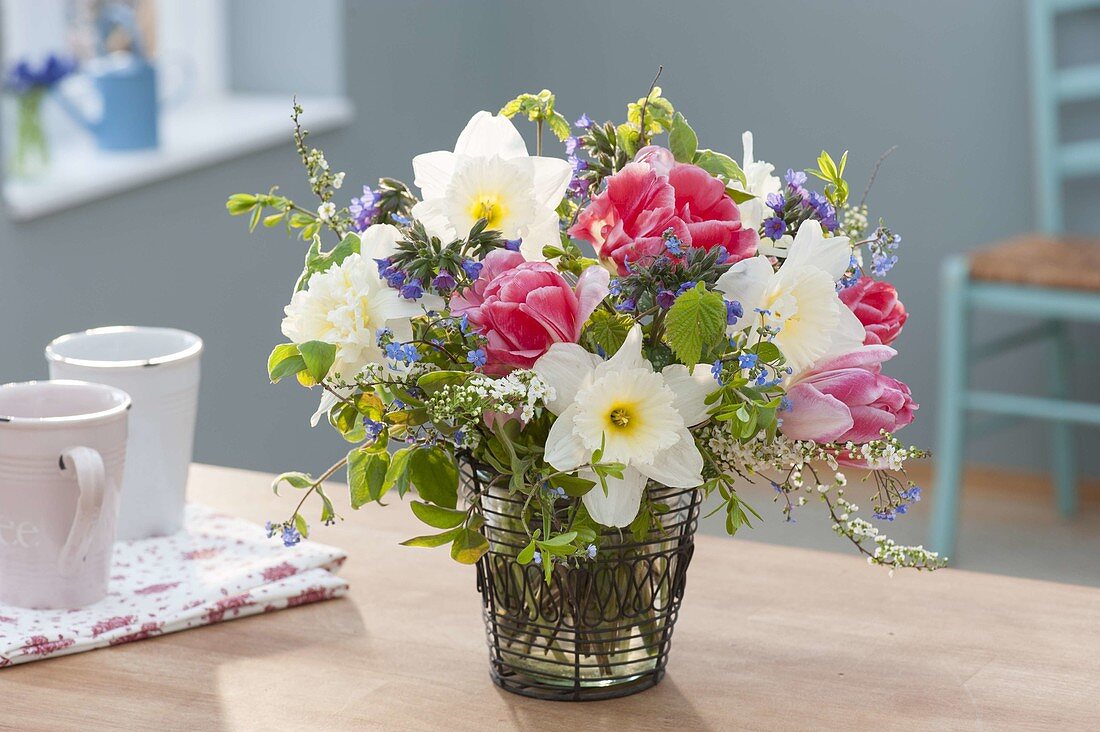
[426,371,555,428]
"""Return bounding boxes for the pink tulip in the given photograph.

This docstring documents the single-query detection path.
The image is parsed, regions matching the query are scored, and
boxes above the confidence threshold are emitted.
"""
[780,346,917,444]
[450,249,609,374]
[839,278,908,346]
[568,148,758,275]
[568,161,681,275]
[634,145,676,176]
[667,163,758,260]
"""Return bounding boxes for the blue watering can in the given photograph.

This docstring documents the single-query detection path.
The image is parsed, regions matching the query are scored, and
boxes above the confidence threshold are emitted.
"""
[55,4,169,151]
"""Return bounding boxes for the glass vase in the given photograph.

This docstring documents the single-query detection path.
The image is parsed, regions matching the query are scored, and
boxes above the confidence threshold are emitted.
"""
[8,89,50,179]
[461,457,701,701]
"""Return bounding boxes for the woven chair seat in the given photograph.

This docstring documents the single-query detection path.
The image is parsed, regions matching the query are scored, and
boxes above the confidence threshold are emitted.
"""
[969,234,1100,292]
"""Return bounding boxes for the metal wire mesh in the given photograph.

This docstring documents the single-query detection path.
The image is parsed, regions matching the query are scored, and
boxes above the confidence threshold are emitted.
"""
[461,457,701,701]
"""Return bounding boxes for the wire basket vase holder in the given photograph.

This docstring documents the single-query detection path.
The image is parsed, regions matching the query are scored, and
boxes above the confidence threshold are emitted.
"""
[462,457,701,701]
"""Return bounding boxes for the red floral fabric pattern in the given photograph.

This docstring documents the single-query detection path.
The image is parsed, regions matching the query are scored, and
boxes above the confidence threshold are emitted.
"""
[0,504,348,667]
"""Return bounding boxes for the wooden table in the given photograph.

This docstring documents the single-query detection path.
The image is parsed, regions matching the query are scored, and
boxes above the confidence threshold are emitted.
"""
[3,464,1099,731]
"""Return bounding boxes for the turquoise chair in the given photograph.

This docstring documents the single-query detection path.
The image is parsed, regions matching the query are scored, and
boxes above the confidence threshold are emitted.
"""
[929,0,1100,557]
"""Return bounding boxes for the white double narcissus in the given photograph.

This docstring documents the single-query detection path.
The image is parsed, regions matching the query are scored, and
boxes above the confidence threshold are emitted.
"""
[715,219,865,375]
[533,325,713,527]
[411,111,573,263]
[281,224,432,424]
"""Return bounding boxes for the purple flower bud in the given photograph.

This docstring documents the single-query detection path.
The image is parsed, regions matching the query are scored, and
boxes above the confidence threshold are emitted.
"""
[385,269,406,288]
[763,217,786,240]
[785,169,807,189]
[656,289,676,309]
[461,259,483,279]
[400,278,423,300]
[431,271,457,291]
[725,299,743,325]
[504,238,523,252]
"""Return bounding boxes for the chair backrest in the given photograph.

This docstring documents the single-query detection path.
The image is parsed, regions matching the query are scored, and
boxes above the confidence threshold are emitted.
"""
[1029,0,1100,234]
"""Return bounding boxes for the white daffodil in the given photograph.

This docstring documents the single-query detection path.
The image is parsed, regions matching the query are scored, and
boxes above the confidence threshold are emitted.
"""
[716,220,864,374]
[282,224,424,400]
[730,131,781,234]
[411,111,572,262]
[533,326,713,527]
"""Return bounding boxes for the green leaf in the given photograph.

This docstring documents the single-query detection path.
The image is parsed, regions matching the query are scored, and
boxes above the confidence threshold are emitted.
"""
[410,500,467,529]
[616,123,641,158]
[538,531,577,548]
[627,86,674,135]
[409,446,459,509]
[669,112,698,163]
[316,485,336,524]
[295,233,362,291]
[271,471,313,495]
[332,403,366,443]
[348,445,390,508]
[401,527,462,548]
[549,473,596,497]
[517,540,537,565]
[450,528,489,564]
[692,149,747,186]
[267,344,305,383]
[665,283,727,367]
[226,193,257,215]
[499,97,523,117]
[416,370,470,395]
[583,309,633,356]
[547,112,571,141]
[726,187,756,205]
[293,512,309,539]
[751,341,783,364]
[384,446,414,497]
[298,340,336,383]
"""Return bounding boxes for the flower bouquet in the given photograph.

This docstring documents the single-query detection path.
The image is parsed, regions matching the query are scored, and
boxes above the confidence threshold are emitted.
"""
[228,83,942,700]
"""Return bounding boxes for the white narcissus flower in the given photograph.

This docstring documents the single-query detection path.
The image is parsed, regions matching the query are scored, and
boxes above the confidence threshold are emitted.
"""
[731,131,781,233]
[533,326,713,527]
[715,219,864,374]
[411,111,572,262]
[281,224,424,424]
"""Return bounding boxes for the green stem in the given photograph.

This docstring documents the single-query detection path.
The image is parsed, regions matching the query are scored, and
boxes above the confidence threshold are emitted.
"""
[290,455,350,521]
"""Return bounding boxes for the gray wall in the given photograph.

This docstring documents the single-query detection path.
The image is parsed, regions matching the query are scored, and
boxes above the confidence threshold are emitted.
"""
[2,0,1098,481]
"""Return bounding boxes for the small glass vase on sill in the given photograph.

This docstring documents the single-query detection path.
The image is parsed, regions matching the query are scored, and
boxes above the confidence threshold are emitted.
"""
[3,55,75,180]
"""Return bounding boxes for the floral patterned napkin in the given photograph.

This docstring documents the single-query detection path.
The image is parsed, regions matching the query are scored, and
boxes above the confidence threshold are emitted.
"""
[0,504,348,667]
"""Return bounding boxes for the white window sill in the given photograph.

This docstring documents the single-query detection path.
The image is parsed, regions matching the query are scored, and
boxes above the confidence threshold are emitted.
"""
[3,93,354,222]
